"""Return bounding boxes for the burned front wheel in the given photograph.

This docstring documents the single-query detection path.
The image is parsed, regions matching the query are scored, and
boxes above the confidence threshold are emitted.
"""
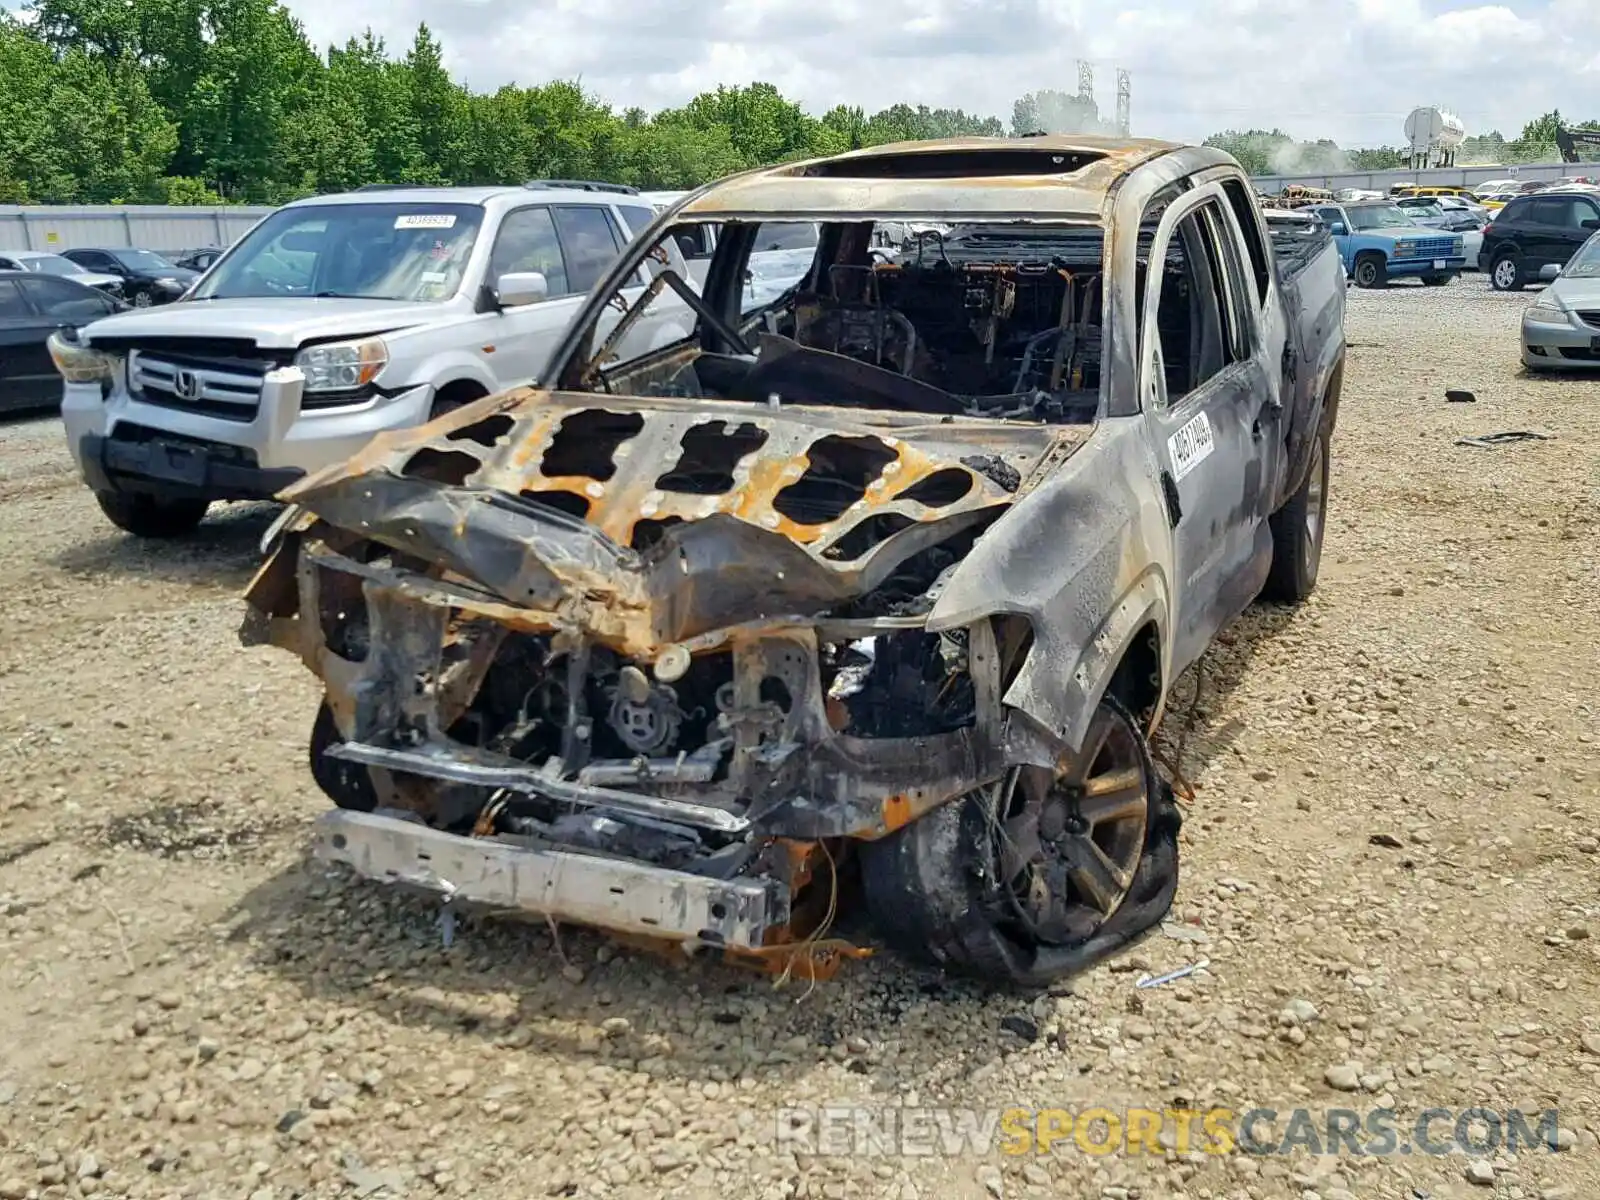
[308,701,378,812]
[859,694,1180,987]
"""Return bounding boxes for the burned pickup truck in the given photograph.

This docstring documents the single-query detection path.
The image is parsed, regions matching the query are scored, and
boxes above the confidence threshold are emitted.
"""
[243,137,1347,986]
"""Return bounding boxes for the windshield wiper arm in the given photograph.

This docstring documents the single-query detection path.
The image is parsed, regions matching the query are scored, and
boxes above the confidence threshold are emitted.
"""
[311,291,388,300]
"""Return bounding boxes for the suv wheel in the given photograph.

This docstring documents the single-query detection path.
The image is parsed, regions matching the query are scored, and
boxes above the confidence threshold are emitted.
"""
[131,289,154,308]
[1490,253,1523,291]
[95,491,209,538]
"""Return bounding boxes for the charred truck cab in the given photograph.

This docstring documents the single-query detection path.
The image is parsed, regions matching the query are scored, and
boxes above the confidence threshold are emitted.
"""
[243,136,1346,987]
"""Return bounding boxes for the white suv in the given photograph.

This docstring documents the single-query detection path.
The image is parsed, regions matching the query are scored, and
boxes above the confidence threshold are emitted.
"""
[50,181,691,537]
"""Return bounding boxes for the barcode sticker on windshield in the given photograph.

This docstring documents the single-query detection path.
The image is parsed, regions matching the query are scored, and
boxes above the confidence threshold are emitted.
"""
[420,271,447,283]
[1168,411,1215,482]
[395,214,456,230]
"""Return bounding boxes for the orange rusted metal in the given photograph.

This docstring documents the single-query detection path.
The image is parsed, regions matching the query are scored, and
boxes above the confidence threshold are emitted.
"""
[880,793,914,834]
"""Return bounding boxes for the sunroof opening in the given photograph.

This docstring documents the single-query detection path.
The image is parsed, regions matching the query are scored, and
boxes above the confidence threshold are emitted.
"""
[797,148,1107,180]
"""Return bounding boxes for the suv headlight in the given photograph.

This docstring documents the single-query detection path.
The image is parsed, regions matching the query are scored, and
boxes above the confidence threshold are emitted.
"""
[294,337,389,393]
[1394,240,1416,254]
[47,330,119,382]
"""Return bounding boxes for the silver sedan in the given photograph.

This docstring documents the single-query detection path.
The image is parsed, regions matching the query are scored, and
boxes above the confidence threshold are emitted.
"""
[1521,231,1600,371]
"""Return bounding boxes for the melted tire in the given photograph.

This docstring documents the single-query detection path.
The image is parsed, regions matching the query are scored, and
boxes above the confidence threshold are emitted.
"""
[309,701,378,812]
[858,694,1181,987]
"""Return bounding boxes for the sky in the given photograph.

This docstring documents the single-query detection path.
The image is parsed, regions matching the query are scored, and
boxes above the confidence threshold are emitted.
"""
[9,0,1600,147]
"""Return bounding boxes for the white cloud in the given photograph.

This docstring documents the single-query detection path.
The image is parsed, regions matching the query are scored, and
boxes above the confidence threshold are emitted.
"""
[278,0,1600,145]
[8,0,1600,145]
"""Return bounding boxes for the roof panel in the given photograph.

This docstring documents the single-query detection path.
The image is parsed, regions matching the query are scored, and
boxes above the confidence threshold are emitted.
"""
[680,136,1194,220]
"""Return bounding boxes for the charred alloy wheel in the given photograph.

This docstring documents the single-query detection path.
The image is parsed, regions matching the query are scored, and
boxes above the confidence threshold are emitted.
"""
[859,694,1181,987]
[993,709,1152,944]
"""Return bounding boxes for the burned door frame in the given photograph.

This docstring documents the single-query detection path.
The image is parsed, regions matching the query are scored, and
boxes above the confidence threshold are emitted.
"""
[1137,182,1279,676]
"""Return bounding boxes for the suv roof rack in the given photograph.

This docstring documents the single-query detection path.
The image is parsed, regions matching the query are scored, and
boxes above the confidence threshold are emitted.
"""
[523,179,639,195]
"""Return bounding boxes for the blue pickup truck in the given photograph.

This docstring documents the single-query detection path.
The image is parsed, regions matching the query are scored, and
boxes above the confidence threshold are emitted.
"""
[1312,201,1465,288]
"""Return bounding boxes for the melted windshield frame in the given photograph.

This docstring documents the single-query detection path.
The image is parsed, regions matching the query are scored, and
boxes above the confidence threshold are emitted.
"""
[548,211,1112,425]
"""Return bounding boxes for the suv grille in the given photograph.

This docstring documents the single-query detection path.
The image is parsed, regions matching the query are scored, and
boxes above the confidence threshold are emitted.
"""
[130,350,269,422]
[1576,311,1600,331]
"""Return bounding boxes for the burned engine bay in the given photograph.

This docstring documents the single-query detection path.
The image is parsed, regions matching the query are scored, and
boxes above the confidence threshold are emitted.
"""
[245,391,1089,855]
[597,221,1108,427]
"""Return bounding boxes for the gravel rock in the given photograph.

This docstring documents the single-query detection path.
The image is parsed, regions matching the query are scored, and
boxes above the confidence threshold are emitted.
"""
[1465,1159,1497,1185]
[0,284,1595,1200]
[1324,1063,1362,1092]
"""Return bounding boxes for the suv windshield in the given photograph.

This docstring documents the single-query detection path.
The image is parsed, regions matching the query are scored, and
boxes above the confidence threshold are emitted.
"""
[190,202,485,302]
[113,249,177,273]
[1347,205,1416,231]
[23,255,88,277]
[753,222,820,252]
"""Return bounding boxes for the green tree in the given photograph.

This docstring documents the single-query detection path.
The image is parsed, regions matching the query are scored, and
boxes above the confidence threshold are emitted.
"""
[1202,129,1294,176]
[405,23,467,184]
[1011,90,1103,137]
[1349,146,1405,171]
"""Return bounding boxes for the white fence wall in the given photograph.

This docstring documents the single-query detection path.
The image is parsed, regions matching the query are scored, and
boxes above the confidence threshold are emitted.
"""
[0,205,276,256]
[1252,162,1584,194]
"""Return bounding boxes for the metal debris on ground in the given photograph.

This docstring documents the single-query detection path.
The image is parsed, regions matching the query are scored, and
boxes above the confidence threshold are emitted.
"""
[1455,430,1555,448]
[1444,389,1476,403]
[1135,958,1209,989]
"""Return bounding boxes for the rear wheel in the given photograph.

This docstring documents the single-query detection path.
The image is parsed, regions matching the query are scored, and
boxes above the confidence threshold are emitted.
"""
[95,491,209,538]
[859,694,1180,986]
[1490,253,1524,291]
[1261,422,1331,604]
[1352,254,1387,289]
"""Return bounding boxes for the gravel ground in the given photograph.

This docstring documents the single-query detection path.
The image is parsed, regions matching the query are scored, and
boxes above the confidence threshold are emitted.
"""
[1,278,1598,1200]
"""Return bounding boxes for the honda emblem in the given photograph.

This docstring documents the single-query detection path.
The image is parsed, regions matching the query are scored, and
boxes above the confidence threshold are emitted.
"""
[172,369,202,401]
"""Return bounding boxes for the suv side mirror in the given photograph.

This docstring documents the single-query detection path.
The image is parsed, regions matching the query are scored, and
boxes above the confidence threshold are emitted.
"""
[1329,222,1348,237]
[1583,219,1600,231]
[1539,264,1563,282]
[495,271,548,308]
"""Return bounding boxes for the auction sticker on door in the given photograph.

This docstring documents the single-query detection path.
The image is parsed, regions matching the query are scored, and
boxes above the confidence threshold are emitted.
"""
[1169,411,1215,482]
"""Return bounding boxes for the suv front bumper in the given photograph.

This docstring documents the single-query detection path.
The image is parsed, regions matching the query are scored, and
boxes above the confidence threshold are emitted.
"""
[63,363,434,503]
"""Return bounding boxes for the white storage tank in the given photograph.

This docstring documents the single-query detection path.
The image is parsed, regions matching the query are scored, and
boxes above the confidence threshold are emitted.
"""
[1404,107,1467,164]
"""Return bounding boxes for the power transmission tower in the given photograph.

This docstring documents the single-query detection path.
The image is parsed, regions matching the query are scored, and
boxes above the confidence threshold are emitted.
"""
[1077,60,1094,109]
[1115,68,1131,136]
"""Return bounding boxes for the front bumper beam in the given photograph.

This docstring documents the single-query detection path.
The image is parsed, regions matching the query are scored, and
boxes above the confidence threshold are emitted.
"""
[314,809,788,951]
